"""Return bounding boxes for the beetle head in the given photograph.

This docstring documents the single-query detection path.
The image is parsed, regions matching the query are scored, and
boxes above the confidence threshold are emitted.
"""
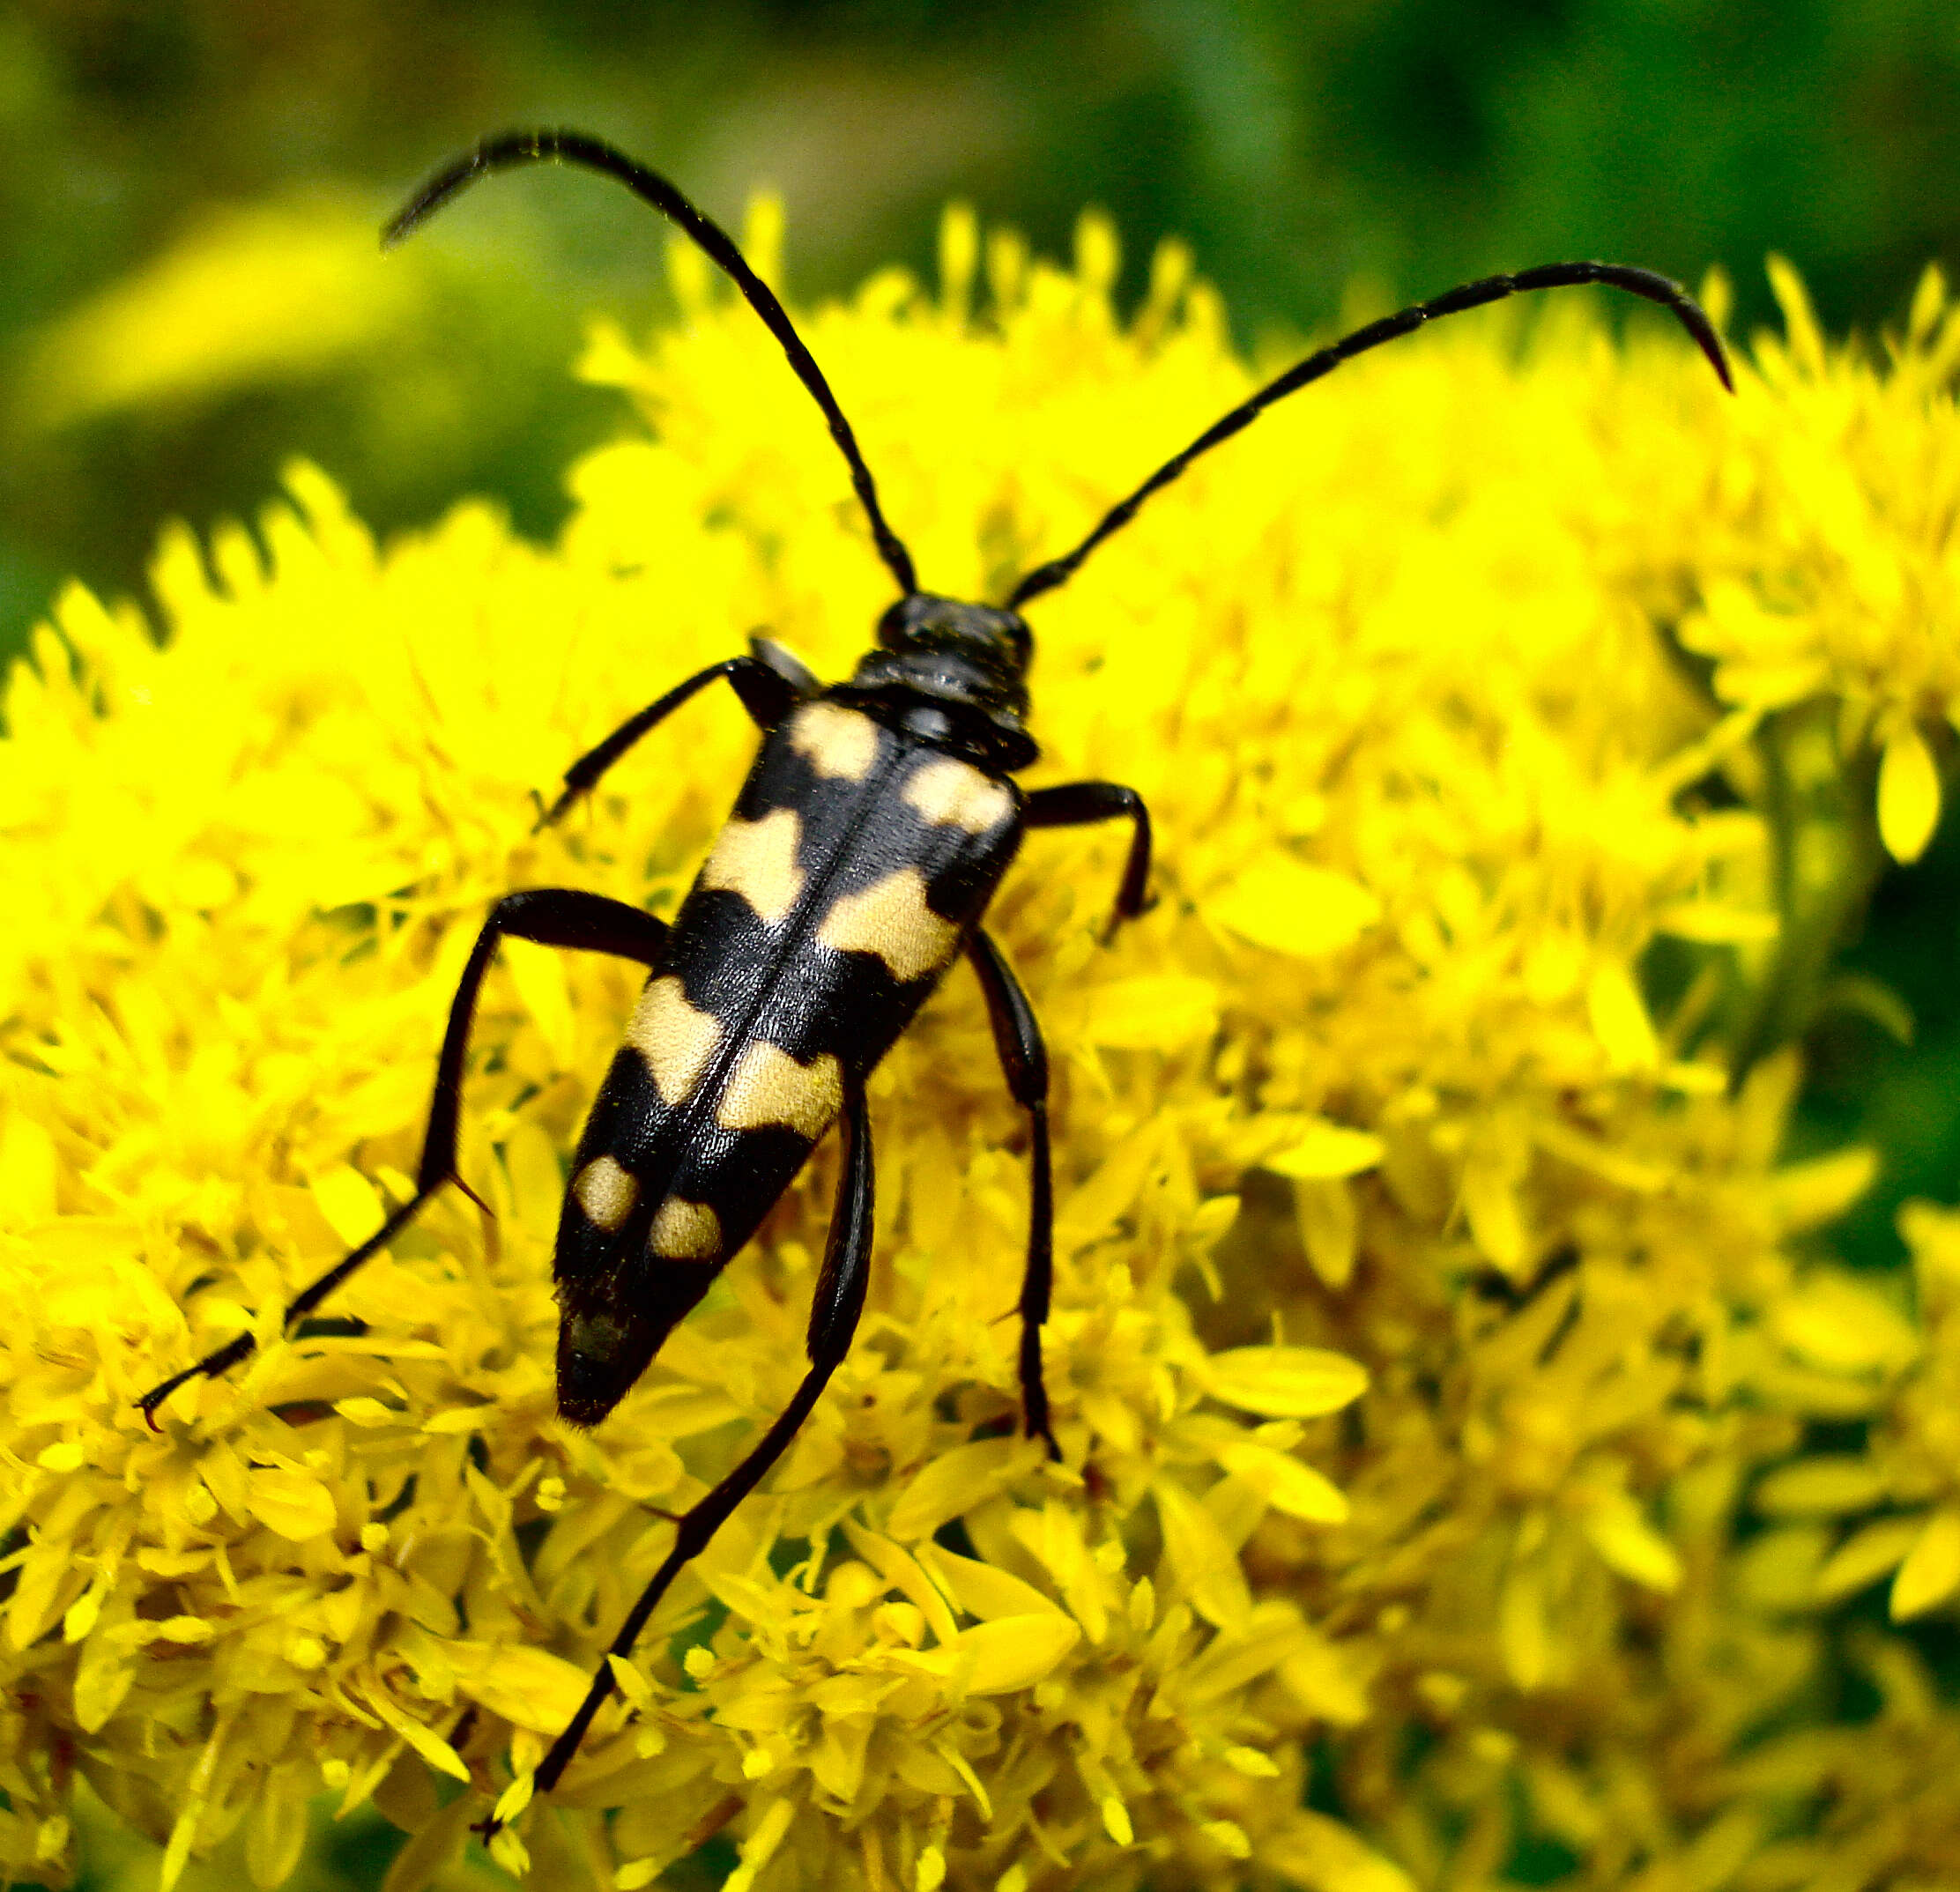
[875,592,1031,671]
[837,592,1038,770]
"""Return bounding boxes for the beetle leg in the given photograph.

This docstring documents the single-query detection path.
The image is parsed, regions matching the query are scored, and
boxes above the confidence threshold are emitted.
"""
[137,889,670,1426]
[1024,781,1153,939]
[805,1075,878,1369]
[536,653,808,831]
[512,1077,875,1821]
[967,930,1061,1462]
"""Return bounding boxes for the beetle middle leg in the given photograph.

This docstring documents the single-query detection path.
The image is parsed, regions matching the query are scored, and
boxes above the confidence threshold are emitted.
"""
[510,1074,877,1819]
[967,928,1061,1461]
[137,888,670,1424]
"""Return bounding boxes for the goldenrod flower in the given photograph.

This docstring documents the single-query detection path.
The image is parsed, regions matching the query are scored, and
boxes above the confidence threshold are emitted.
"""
[2,197,1953,1888]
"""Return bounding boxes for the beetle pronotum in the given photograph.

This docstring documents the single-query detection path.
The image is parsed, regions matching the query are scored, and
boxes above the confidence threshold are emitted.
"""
[139,129,1732,1821]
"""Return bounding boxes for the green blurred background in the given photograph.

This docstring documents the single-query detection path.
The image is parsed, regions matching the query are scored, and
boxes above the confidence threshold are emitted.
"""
[7,0,1958,680]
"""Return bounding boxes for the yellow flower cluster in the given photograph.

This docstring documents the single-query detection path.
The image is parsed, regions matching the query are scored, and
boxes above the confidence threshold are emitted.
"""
[2,197,1955,1889]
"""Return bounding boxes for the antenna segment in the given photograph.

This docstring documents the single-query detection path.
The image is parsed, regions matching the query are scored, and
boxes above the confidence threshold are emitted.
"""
[1006,260,1733,609]
[384,128,919,598]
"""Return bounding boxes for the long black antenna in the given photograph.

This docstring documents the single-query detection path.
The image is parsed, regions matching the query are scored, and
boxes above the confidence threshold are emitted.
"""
[1006,260,1734,610]
[384,129,919,598]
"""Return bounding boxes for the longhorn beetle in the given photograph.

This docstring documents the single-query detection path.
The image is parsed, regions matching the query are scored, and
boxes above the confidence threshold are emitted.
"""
[138,129,1733,1820]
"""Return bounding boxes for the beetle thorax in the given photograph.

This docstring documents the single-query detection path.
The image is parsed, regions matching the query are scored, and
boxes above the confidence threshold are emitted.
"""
[835,592,1038,771]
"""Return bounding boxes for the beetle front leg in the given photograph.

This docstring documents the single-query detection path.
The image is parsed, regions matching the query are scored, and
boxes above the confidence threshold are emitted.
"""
[536,645,813,831]
[137,888,670,1426]
[967,929,1061,1461]
[1024,780,1152,939]
[504,1076,877,1826]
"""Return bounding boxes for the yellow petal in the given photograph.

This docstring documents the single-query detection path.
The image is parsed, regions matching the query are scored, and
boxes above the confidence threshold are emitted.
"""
[1154,1479,1251,1628]
[1586,963,1659,1073]
[1581,1490,1682,1593]
[1763,1148,1879,1235]
[1262,1811,1416,1892]
[1499,1561,1549,1690]
[1771,1272,1918,1373]
[724,1798,796,1892]
[1908,261,1947,342]
[1815,1516,1925,1600]
[310,1163,385,1250]
[886,1438,1032,1542]
[1295,1177,1358,1289]
[841,1523,961,1648]
[0,1112,58,1225]
[25,202,419,427]
[1736,1526,1828,1613]
[1082,975,1219,1050]
[1754,1456,1890,1517]
[1216,1442,1349,1524]
[1652,900,1779,944]
[1891,1509,1960,1620]
[1204,1346,1368,1417]
[1460,1148,1527,1273]
[1878,723,1941,863]
[742,191,786,293]
[900,1614,1082,1695]
[246,1468,338,1542]
[360,1685,471,1783]
[1279,1635,1371,1725]
[74,1636,134,1736]
[939,202,978,315]
[1263,1119,1385,1179]
[450,1642,593,1731]
[1212,857,1381,957]
[1767,253,1826,377]
[918,1546,1064,1623]
[1225,1745,1281,1777]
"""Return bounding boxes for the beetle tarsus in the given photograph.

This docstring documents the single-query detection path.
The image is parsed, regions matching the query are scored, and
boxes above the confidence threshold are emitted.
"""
[134,1330,257,1428]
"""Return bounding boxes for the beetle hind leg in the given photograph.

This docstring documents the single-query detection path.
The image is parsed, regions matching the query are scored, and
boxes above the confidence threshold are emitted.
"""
[500,1077,877,1827]
[137,888,670,1426]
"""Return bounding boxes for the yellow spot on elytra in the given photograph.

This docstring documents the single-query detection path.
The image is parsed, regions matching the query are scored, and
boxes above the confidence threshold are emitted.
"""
[572,1154,638,1232]
[626,976,724,1105]
[701,808,805,925]
[903,757,1014,834]
[817,868,958,981]
[650,1197,722,1261]
[717,1042,843,1138]
[790,701,881,781]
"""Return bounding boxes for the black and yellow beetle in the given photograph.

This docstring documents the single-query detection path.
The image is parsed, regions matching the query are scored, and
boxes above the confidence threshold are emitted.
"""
[139,130,1732,1812]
